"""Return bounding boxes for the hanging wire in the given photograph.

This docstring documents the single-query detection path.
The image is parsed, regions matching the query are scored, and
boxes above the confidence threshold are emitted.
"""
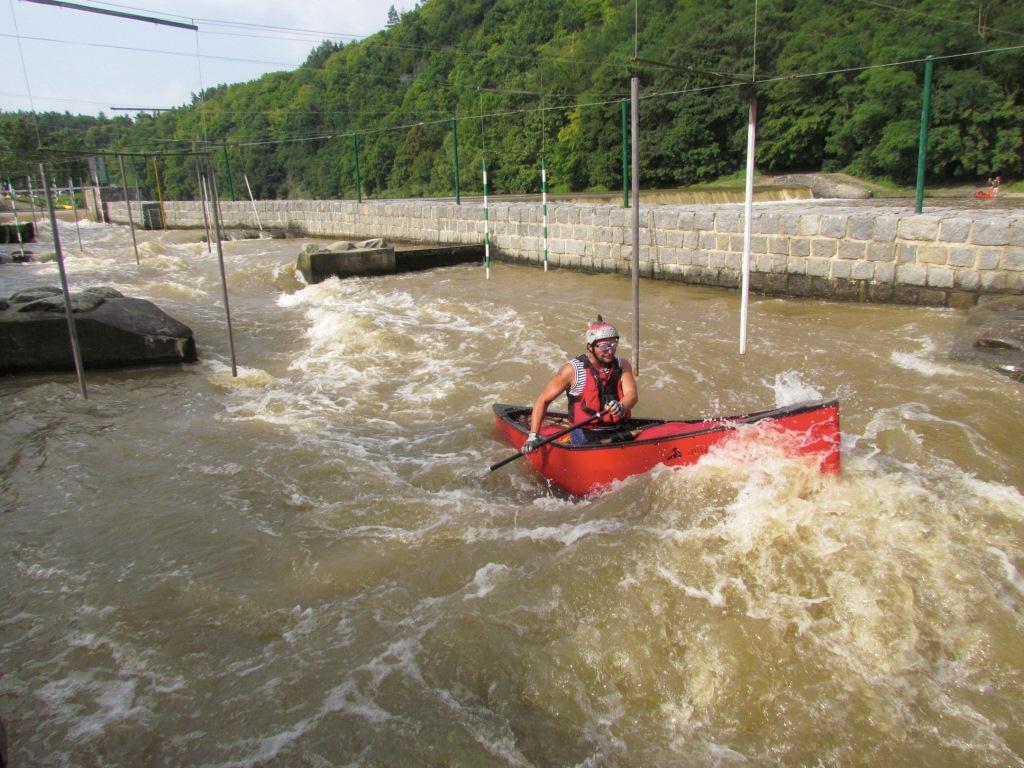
[7,0,42,147]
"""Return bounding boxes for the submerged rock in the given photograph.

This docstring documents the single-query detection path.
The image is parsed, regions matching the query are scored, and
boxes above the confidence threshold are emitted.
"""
[950,296,1024,381]
[0,285,198,374]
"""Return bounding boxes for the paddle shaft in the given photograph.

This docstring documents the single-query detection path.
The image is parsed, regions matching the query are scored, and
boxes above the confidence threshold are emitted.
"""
[489,412,604,472]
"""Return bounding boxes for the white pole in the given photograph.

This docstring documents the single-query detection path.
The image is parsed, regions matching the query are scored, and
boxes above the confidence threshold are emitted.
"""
[68,176,83,251]
[243,173,262,232]
[630,75,640,376]
[7,181,26,251]
[541,159,549,272]
[483,159,491,280]
[196,159,212,253]
[739,96,757,355]
[89,167,106,224]
[27,177,40,224]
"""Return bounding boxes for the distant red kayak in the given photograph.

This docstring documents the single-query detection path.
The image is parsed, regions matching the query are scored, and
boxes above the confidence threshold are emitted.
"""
[493,399,841,496]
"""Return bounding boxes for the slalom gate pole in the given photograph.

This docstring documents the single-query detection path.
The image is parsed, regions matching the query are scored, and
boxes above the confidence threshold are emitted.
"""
[352,134,362,203]
[451,118,461,204]
[621,99,629,208]
[40,164,88,398]
[196,158,212,252]
[204,161,238,378]
[739,96,757,355]
[914,55,934,214]
[68,176,83,250]
[152,157,167,230]
[7,180,26,251]
[117,154,140,265]
[482,158,491,280]
[243,173,262,232]
[630,75,640,376]
[541,159,549,272]
[27,176,40,224]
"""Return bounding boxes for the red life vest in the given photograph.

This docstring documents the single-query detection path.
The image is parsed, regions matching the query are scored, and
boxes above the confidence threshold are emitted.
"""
[566,354,631,426]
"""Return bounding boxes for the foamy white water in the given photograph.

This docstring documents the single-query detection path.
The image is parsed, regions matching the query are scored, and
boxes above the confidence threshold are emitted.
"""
[0,219,1022,766]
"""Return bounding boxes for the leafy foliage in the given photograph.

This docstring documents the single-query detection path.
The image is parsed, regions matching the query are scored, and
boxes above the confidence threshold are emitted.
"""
[1,0,1021,197]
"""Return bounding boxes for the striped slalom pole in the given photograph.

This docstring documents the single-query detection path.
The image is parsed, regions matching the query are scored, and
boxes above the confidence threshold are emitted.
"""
[68,176,83,250]
[541,159,549,272]
[152,157,167,230]
[27,177,40,224]
[7,180,26,252]
[483,158,491,280]
[739,96,757,355]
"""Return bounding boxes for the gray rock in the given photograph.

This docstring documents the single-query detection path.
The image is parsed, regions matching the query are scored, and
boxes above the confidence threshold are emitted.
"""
[950,296,1024,381]
[80,286,125,301]
[1,287,197,374]
[18,294,105,313]
[9,286,62,303]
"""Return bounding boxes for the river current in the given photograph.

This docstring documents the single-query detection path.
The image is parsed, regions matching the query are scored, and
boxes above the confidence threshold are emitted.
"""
[1,218,1022,766]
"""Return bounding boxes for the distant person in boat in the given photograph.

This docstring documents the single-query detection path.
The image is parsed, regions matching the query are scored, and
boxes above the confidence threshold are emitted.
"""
[521,316,638,453]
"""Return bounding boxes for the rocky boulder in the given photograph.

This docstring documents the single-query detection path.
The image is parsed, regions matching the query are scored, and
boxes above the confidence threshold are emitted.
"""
[0,286,198,374]
[950,296,1024,381]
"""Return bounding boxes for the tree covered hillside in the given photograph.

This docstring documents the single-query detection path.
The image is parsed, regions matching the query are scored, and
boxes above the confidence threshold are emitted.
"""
[2,0,1021,201]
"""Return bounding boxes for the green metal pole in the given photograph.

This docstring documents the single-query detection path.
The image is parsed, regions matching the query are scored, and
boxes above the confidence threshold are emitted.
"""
[914,55,934,214]
[221,145,236,201]
[352,134,362,203]
[621,99,629,208]
[451,118,461,205]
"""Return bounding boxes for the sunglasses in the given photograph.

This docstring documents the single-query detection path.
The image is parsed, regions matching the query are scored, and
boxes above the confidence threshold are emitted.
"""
[593,340,618,351]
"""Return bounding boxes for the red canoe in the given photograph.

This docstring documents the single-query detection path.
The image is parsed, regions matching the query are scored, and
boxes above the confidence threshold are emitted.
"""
[493,399,841,496]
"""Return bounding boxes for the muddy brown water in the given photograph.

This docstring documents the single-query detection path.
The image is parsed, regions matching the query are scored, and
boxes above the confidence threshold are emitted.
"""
[1,218,1022,766]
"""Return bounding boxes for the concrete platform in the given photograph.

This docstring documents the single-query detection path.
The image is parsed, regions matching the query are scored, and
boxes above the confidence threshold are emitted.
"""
[0,222,34,244]
[297,242,483,283]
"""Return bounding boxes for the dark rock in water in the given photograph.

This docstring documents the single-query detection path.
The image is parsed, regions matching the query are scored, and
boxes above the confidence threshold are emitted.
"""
[950,296,1024,381]
[18,287,121,313]
[81,286,125,302]
[1,286,198,374]
[10,286,62,303]
[0,249,33,264]
[18,294,104,313]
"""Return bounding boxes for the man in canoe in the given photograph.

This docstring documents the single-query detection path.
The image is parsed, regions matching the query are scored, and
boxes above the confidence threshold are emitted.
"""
[521,316,638,453]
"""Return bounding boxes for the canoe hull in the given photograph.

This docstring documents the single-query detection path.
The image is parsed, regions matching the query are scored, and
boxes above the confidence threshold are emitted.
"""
[493,400,841,496]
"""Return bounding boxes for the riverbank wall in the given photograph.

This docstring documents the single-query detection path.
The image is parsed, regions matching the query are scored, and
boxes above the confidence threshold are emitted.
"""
[100,197,1023,308]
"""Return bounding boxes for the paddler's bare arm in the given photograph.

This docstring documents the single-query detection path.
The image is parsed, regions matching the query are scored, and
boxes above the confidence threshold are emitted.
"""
[617,359,638,411]
[529,363,576,434]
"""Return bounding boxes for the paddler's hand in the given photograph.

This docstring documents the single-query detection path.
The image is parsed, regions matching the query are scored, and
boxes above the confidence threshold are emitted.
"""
[606,400,625,418]
[521,432,542,454]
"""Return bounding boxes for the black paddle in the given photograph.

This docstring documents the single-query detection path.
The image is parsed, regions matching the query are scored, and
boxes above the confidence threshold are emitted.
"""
[489,411,605,472]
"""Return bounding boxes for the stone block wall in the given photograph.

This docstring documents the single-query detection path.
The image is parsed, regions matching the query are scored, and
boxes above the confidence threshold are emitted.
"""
[103,197,1024,307]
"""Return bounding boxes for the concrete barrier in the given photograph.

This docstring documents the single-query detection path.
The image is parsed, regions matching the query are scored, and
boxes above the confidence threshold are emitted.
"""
[102,196,1024,307]
[0,222,34,244]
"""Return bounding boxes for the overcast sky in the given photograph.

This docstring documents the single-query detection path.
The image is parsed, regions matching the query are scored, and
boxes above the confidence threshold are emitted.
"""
[2,0,420,116]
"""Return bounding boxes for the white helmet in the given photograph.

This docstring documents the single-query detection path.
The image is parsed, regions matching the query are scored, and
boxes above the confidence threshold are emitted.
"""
[585,315,619,345]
